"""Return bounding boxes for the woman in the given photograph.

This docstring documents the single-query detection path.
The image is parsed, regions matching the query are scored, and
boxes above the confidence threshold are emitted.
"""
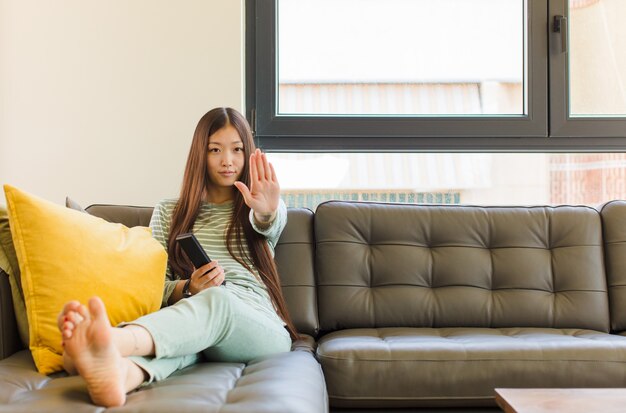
[57,107,298,407]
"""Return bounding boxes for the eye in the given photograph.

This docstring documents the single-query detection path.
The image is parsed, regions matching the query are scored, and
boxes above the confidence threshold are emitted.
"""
[235,147,244,152]
[208,147,220,153]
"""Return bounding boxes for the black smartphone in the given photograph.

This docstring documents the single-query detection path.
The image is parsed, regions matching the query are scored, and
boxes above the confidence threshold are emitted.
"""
[176,233,211,269]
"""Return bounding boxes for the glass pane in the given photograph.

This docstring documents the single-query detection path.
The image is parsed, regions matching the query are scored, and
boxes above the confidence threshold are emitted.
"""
[268,152,626,209]
[277,0,526,116]
[569,0,626,116]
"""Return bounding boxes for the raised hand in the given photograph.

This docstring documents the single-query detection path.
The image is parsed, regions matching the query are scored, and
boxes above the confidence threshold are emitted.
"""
[233,149,280,217]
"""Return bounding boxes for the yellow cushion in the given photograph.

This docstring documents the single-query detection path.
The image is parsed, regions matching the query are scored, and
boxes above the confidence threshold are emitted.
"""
[4,185,167,374]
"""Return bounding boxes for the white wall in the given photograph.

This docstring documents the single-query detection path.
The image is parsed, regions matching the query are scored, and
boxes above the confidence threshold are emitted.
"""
[0,0,244,207]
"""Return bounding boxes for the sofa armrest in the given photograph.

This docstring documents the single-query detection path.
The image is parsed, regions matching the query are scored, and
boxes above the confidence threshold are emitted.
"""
[0,270,20,360]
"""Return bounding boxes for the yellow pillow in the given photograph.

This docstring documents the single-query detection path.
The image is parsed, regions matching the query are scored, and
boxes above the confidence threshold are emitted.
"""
[4,185,167,374]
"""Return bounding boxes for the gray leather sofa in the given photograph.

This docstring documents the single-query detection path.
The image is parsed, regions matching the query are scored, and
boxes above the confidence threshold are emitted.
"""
[3,199,626,412]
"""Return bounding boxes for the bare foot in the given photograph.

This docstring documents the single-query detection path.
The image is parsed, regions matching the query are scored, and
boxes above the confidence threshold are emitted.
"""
[63,297,128,407]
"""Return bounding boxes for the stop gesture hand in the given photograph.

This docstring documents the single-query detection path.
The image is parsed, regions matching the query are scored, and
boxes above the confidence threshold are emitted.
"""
[234,149,280,218]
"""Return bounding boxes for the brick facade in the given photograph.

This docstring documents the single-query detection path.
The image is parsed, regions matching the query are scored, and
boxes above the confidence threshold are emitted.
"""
[550,154,626,205]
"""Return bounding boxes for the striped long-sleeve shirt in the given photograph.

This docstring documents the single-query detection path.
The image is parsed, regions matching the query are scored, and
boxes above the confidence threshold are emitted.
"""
[149,198,287,325]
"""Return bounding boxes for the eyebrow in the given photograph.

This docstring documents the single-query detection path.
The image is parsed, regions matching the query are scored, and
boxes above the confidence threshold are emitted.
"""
[208,140,243,146]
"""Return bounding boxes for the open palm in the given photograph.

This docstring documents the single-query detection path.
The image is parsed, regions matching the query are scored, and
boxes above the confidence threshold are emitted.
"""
[234,149,280,215]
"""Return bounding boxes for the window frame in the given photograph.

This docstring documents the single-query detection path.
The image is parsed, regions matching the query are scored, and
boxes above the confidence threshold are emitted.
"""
[246,0,626,151]
[549,0,626,138]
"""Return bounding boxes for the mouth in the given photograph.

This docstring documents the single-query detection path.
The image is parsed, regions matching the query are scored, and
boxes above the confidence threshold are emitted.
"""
[219,171,237,177]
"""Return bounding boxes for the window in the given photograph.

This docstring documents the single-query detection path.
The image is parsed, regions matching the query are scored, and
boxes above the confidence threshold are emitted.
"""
[247,0,626,150]
[248,1,626,210]
[270,152,626,210]
[277,0,525,117]
[550,0,626,137]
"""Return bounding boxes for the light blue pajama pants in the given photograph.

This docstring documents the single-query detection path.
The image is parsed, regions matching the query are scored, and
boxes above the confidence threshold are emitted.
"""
[124,286,292,383]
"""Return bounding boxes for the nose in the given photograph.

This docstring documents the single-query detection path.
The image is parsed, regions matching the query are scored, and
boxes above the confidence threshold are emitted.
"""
[221,153,233,167]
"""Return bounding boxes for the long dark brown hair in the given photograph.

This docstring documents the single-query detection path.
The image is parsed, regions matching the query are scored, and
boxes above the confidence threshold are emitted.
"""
[167,107,299,341]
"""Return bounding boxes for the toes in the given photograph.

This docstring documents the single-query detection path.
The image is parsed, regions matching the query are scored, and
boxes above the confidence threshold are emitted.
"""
[68,310,84,325]
[88,297,107,322]
[58,301,81,329]
[77,304,90,322]
[62,301,81,313]
[61,310,86,339]
[58,315,67,331]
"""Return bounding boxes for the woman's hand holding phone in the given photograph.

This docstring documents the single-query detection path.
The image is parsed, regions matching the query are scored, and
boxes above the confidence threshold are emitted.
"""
[188,261,225,295]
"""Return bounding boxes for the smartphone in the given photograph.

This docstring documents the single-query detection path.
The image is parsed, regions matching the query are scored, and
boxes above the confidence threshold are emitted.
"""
[175,233,211,269]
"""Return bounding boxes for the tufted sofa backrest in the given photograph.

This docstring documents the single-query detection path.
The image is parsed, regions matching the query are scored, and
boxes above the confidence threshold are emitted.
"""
[315,201,610,333]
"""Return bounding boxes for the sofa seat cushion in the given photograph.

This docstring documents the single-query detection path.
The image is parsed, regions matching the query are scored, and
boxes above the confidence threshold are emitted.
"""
[0,349,327,413]
[317,327,626,409]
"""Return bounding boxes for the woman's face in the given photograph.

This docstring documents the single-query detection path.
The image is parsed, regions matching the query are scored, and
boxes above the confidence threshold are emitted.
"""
[206,124,245,188]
